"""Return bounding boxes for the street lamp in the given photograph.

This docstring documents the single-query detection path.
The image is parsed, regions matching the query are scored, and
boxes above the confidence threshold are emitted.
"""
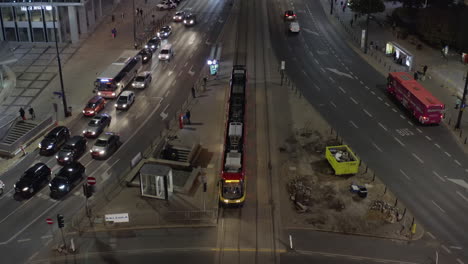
[52,5,70,117]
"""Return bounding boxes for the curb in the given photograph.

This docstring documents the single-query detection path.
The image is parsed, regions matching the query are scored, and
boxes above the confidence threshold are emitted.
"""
[70,223,217,235]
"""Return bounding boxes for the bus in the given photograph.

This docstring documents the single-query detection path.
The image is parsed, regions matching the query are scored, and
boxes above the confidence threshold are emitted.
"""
[94,50,142,98]
[387,72,445,125]
[219,65,247,207]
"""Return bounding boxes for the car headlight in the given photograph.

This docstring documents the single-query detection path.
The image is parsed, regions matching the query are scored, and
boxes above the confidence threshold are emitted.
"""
[115,103,118,107]
[13,184,16,188]
[143,56,148,60]
[83,130,87,134]
[173,16,176,19]
[90,149,93,153]
[91,132,96,135]
[151,45,155,48]
[82,110,86,113]
[99,150,106,154]
[22,187,29,191]
[55,155,59,159]
[112,92,116,96]
[145,45,149,48]
[89,110,95,114]
[157,33,160,37]
[46,144,54,149]
[97,92,102,96]
[190,20,194,24]
[223,199,229,203]
[49,183,52,187]
[183,20,187,23]
[64,157,69,160]
[58,185,66,190]
[122,104,127,108]
[38,143,42,148]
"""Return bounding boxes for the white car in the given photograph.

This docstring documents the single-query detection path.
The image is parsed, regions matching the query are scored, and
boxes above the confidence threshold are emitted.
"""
[157,1,177,10]
[289,22,300,33]
[114,91,135,110]
[158,44,174,61]
[132,72,152,89]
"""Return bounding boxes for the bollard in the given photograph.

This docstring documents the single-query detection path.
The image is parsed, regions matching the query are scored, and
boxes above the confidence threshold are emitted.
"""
[394,198,398,207]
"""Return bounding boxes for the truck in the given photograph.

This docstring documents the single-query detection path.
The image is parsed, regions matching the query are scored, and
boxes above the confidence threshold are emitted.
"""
[325,145,359,175]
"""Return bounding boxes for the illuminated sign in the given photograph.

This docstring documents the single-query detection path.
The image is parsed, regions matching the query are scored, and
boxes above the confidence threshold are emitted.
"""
[20,6,52,12]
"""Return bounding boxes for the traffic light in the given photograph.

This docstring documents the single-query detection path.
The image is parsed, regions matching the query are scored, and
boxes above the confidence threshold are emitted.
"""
[57,214,64,228]
[83,184,93,198]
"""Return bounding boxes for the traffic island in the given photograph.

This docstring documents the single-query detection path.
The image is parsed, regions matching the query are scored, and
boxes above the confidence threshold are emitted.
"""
[276,78,424,241]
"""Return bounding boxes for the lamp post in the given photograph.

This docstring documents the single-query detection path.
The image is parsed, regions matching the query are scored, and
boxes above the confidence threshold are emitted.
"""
[52,5,70,118]
[455,70,468,129]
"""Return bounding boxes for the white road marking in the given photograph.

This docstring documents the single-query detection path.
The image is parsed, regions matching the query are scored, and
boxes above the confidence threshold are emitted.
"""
[363,109,373,117]
[392,108,397,113]
[349,121,358,128]
[384,102,390,106]
[412,153,424,164]
[399,114,406,119]
[165,89,170,97]
[372,142,383,152]
[330,101,337,108]
[407,121,414,126]
[432,200,446,213]
[314,84,320,91]
[434,143,441,149]
[377,96,383,101]
[450,246,463,250]
[456,191,468,203]
[177,71,183,77]
[399,169,411,180]
[455,160,462,166]
[378,122,388,131]
[441,244,451,253]
[393,137,405,147]
[41,235,52,239]
[426,232,436,239]
[359,80,364,85]
[302,69,307,75]
[320,68,326,73]
[84,159,93,168]
[425,136,432,141]
[350,97,358,104]
[74,191,80,196]
[364,85,369,90]
[167,71,173,76]
[433,171,446,182]
[325,68,354,79]
[314,59,319,64]
[184,62,188,67]
[457,258,465,264]
[338,86,346,93]
[370,91,376,95]
[329,76,335,82]
[416,128,422,133]
[444,152,452,157]
[17,238,31,243]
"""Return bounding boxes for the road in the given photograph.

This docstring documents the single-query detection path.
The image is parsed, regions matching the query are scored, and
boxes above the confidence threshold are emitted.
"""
[0,0,230,262]
[268,0,468,261]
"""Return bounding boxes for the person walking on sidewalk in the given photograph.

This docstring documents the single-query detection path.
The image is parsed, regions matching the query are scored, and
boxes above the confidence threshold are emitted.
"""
[203,76,207,88]
[455,98,462,109]
[19,107,25,120]
[413,71,418,80]
[185,110,191,125]
[111,28,117,38]
[423,65,428,75]
[191,86,196,98]
[121,12,125,20]
[28,107,35,120]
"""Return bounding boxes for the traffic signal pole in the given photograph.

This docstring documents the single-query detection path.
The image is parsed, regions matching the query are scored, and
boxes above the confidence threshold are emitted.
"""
[455,70,468,129]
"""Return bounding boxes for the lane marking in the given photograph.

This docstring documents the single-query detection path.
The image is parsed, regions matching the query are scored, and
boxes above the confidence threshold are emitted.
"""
[349,120,358,128]
[377,96,383,101]
[364,85,369,90]
[330,101,337,108]
[399,114,406,119]
[370,91,376,95]
[392,108,398,113]
[416,128,422,133]
[167,71,173,76]
[329,76,335,82]
[363,109,373,117]
[455,160,462,166]
[17,238,31,243]
[314,58,319,64]
[314,84,320,91]
[378,122,388,131]
[408,121,414,126]
[444,151,452,157]
[450,246,462,250]
[393,137,405,147]
[432,171,445,182]
[338,86,346,93]
[426,232,436,239]
[441,244,451,254]
[412,153,424,164]
[41,235,52,239]
[434,143,441,149]
[399,169,411,180]
[372,142,383,152]
[350,97,358,104]
[456,191,468,203]
[457,258,464,264]
[425,136,432,141]
[359,80,364,85]
[184,62,188,67]
[431,200,446,213]
[384,102,390,106]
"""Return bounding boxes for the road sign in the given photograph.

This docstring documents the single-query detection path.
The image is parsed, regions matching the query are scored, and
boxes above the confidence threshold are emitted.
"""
[87,176,96,185]
[46,218,54,225]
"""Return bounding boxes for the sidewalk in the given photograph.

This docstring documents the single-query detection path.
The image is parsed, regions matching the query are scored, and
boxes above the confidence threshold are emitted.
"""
[322,1,468,128]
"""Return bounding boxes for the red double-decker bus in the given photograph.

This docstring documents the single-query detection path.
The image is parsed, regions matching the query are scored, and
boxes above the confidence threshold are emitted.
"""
[218,65,247,207]
[387,72,445,124]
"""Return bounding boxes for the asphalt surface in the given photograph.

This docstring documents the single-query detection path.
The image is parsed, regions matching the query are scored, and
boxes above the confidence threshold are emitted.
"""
[0,0,230,262]
[267,0,468,261]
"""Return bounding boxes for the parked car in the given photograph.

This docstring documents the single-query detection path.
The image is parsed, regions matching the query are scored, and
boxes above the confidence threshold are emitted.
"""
[157,26,172,39]
[82,114,111,138]
[115,91,135,110]
[157,1,177,10]
[56,136,87,164]
[145,37,161,52]
[173,11,186,22]
[132,72,152,89]
[90,132,121,159]
[14,163,51,197]
[183,13,197,26]
[39,126,70,155]
[49,162,85,198]
[138,48,153,64]
[83,96,106,117]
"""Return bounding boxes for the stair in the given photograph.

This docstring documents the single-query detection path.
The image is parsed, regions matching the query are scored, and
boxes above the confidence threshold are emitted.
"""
[173,146,190,163]
[2,120,38,145]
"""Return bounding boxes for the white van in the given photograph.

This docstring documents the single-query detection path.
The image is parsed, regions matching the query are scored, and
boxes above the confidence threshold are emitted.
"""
[158,44,174,61]
[289,22,300,33]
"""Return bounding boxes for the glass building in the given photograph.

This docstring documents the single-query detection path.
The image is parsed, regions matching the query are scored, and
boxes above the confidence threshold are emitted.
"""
[0,0,115,43]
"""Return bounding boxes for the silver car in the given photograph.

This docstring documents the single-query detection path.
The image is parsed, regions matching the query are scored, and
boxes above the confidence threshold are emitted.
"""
[82,114,111,138]
[115,91,135,110]
[90,132,120,159]
[132,72,152,89]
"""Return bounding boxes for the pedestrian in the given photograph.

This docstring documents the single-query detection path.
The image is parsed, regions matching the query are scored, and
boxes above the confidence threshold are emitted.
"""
[136,8,140,16]
[423,65,428,75]
[350,19,353,27]
[111,28,117,38]
[413,71,418,80]
[354,13,357,20]
[340,1,343,6]
[28,107,35,120]
[191,86,196,98]
[134,42,138,50]
[19,107,25,120]
[203,76,207,88]
[139,9,143,16]
[185,110,191,125]
[111,14,115,22]
[456,98,462,109]
[121,12,125,20]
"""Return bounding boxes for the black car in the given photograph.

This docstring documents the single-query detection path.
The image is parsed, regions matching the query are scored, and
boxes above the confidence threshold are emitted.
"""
[56,136,87,164]
[183,14,197,26]
[39,126,70,155]
[157,26,172,39]
[14,163,51,197]
[145,37,161,52]
[49,162,85,198]
[138,48,153,64]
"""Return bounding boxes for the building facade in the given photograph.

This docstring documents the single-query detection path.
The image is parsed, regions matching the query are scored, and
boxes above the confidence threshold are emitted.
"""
[0,0,116,44]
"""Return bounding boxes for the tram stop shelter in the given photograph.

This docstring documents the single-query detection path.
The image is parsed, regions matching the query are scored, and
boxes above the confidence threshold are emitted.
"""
[385,41,414,70]
[140,164,174,200]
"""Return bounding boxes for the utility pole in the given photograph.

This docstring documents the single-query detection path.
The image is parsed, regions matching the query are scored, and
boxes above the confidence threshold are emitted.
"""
[52,6,70,118]
[330,0,334,15]
[455,70,468,129]
[133,0,137,47]
[364,13,370,54]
